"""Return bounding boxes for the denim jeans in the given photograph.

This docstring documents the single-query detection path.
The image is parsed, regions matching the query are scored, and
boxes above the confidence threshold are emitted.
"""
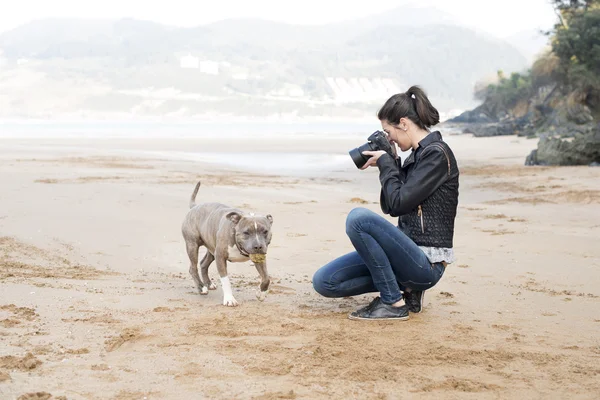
[313,207,446,305]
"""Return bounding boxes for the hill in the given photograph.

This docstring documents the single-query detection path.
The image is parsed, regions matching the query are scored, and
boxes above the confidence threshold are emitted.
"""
[0,6,528,119]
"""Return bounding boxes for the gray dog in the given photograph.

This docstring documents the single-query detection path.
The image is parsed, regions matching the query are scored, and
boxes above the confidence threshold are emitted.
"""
[181,181,273,306]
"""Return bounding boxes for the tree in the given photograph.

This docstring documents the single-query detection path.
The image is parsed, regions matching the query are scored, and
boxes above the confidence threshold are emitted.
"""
[529,1,600,116]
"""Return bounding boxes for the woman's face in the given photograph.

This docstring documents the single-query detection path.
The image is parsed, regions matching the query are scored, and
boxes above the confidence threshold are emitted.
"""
[381,119,412,152]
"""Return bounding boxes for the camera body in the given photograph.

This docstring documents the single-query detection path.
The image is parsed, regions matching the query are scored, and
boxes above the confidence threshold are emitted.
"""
[349,130,395,169]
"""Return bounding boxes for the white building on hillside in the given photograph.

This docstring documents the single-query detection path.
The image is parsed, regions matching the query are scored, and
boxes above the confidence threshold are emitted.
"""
[199,60,219,75]
[180,54,199,69]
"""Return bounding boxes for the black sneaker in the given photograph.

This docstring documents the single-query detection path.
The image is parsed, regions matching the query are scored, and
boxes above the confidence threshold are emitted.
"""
[404,290,425,313]
[354,296,382,314]
[348,300,409,321]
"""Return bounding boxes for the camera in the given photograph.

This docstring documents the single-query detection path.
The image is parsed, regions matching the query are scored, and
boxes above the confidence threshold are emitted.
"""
[349,130,395,169]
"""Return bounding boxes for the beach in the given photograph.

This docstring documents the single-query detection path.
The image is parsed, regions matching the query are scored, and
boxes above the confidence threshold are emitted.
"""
[1,129,599,399]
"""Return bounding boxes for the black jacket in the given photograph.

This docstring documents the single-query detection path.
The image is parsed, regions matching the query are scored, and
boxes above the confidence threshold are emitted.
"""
[376,131,459,248]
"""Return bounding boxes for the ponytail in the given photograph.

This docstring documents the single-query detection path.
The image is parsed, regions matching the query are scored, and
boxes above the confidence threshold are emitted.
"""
[405,86,440,128]
[377,85,440,129]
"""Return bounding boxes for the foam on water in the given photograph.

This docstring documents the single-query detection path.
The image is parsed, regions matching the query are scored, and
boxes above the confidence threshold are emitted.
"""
[189,151,351,174]
[118,149,353,175]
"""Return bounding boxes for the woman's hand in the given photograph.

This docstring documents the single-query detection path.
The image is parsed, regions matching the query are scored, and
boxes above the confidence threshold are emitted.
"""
[360,150,388,170]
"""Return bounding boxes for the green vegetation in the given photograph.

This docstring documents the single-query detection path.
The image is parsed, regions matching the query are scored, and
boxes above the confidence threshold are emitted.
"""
[474,70,534,117]
[462,1,600,166]
[475,0,600,121]
[550,0,600,117]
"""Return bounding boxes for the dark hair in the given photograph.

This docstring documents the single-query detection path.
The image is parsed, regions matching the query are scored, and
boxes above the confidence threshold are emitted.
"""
[377,85,440,130]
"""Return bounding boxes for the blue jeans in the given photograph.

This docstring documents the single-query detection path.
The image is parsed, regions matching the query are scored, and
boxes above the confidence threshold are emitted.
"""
[313,207,445,305]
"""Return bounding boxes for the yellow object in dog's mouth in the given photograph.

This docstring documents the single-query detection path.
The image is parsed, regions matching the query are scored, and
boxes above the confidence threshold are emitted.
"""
[249,254,266,263]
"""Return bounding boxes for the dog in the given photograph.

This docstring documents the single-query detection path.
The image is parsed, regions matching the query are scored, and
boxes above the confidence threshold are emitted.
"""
[181,181,273,306]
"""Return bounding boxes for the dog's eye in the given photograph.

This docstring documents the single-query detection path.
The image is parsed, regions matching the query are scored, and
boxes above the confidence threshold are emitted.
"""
[242,231,250,236]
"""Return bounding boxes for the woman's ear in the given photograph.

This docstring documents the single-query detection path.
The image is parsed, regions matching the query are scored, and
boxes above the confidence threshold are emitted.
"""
[399,118,409,131]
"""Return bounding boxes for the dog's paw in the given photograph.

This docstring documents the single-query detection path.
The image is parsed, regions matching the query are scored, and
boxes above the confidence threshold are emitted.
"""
[200,286,209,295]
[208,281,217,290]
[223,296,239,307]
[256,290,269,302]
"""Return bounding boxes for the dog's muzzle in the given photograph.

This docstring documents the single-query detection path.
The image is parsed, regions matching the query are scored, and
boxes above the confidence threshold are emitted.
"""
[235,240,250,257]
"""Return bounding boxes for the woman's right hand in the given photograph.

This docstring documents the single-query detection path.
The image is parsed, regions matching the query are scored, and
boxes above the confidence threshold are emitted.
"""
[360,150,386,170]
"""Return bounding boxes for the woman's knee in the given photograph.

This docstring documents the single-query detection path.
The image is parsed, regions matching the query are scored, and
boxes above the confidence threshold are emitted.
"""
[345,207,377,234]
[312,266,336,298]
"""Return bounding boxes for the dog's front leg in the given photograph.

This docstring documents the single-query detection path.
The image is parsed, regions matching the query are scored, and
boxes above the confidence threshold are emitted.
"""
[199,251,217,291]
[253,261,270,302]
[215,251,238,307]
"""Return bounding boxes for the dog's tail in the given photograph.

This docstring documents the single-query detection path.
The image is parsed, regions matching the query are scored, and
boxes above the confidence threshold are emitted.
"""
[189,181,201,209]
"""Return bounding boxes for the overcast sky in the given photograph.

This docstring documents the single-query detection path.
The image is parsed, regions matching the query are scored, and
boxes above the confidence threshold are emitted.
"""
[0,0,558,38]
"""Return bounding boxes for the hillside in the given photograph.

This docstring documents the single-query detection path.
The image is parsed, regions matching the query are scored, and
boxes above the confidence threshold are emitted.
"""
[448,1,600,166]
[0,6,529,119]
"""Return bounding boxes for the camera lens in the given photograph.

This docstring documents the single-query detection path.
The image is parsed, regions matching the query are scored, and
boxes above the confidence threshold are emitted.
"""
[349,142,376,169]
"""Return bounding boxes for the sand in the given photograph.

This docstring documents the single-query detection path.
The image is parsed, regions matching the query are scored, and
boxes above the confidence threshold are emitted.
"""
[0,132,599,399]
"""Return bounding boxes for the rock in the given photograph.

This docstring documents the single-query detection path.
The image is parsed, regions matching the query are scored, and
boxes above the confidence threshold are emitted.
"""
[448,105,496,124]
[525,123,600,166]
[464,119,528,137]
[475,123,514,137]
[525,149,539,166]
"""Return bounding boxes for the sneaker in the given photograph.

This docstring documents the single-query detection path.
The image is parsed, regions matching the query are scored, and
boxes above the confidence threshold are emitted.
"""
[354,296,382,314]
[348,300,409,321]
[403,290,425,313]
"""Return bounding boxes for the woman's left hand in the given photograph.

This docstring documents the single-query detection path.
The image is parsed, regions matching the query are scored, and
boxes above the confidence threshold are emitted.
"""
[360,150,388,170]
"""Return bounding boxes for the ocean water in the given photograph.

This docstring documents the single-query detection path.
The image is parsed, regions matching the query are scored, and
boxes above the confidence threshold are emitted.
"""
[145,150,353,174]
[0,119,463,138]
[0,119,380,139]
[0,119,461,175]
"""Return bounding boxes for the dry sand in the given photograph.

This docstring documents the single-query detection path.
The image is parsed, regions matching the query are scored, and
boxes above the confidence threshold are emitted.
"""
[0,133,599,399]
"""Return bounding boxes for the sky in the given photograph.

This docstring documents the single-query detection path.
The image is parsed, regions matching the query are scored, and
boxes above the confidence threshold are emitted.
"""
[0,0,558,38]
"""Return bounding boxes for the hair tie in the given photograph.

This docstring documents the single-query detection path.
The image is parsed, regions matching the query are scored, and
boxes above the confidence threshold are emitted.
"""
[411,94,416,99]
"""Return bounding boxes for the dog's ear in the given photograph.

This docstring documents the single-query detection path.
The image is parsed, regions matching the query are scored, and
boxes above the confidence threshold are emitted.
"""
[265,214,273,225]
[226,211,243,224]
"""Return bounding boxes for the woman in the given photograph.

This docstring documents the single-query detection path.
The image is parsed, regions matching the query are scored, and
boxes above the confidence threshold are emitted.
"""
[312,85,459,321]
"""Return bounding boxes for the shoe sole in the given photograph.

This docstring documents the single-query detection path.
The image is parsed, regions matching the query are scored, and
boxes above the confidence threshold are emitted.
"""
[348,314,410,321]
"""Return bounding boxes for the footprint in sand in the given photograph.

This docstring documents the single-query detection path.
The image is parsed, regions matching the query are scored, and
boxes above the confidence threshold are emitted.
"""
[491,324,511,331]
[506,333,525,342]
[480,228,516,235]
[17,393,64,400]
[0,353,42,371]
[286,233,307,237]
[104,328,145,352]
